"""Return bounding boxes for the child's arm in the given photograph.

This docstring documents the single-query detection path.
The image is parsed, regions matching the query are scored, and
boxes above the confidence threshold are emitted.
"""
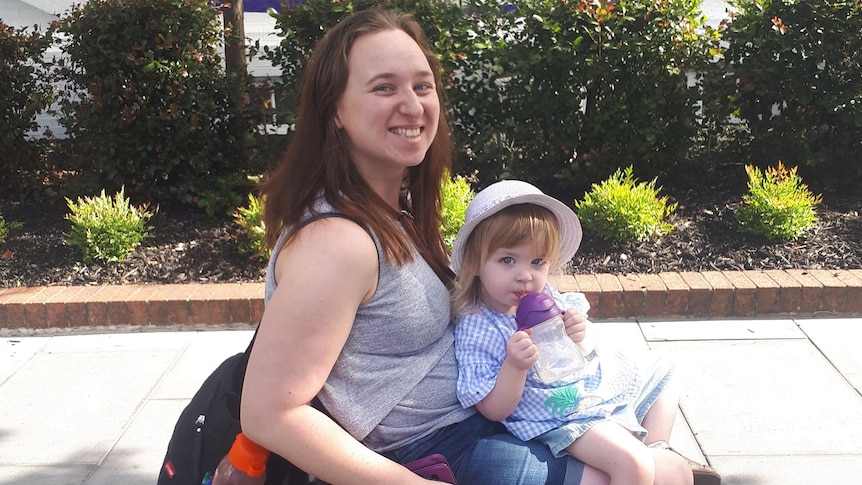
[475,330,537,421]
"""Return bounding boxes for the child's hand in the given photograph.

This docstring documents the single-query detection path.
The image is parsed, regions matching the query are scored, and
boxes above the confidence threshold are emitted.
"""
[505,330,539,370]
[563,308,589,344]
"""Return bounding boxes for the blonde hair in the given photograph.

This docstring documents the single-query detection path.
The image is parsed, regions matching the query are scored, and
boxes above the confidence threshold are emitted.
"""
[452,204,563,316]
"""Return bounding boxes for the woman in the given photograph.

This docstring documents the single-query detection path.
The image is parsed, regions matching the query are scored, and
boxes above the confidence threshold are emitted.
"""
[240,8,695,485]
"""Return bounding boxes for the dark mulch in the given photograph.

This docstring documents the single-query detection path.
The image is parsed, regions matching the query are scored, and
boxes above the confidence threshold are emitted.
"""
[571,162,862,274]
[1,162,861,288]
[0,201,268,287]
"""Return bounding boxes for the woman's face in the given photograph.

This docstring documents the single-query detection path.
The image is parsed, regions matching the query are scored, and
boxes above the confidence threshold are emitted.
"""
[335,29,440,180]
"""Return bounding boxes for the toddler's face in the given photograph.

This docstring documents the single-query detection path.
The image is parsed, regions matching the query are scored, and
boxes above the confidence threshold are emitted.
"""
[478,242,551,314]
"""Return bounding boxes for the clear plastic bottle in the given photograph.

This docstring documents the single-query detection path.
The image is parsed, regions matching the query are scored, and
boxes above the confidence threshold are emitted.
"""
[210,432,270,485]
[515,292,585,383]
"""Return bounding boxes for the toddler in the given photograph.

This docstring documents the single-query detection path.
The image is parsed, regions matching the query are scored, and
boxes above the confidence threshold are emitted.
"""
[451,180,720,485]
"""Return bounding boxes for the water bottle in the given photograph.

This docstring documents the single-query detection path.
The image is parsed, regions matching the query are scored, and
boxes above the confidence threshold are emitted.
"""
[209,432,269,485]
[515,292,585,383]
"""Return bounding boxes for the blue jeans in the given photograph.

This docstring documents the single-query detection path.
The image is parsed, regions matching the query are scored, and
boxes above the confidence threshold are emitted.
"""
[383,412,585,484]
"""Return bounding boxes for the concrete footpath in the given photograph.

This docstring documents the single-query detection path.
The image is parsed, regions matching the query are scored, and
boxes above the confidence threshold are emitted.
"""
[1,317,861,485]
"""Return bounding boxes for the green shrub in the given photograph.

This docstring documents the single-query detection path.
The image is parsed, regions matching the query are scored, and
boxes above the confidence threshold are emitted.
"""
[53,0,253,212]
[0,214,23,247]
[233,193,268,260]
[264,0,714,194]
[734,162,821,240]
[575,166,677,243]
[0,22,55,195]
[440,172,476,251]
[193,174,248,218]
[65,188,155,264]
[475,0,715,190]
[709,0,862,176]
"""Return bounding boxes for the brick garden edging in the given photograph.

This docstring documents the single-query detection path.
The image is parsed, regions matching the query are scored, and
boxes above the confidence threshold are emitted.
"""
[554,269,862,319]
[2,269,861,330]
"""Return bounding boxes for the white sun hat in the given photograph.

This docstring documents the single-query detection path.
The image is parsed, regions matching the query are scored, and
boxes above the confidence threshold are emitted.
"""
[451,180,582,273]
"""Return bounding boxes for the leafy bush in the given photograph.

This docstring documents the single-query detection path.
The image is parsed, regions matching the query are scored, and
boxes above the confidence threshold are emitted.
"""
[53,0,253,212]
[575,166,677,243]
[264,0,714,194]
[440,172,476,251]
[192,174,247,218]
[65,188,155,263]
[234,193,268,260]
[708,0,862,176]
[479,0,715,190]
[734,162,821,240]
[0,21,55,194]
[0,214,23,247]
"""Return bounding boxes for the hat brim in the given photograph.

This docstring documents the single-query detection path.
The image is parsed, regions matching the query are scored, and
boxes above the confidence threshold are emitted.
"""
[451,192,582,273]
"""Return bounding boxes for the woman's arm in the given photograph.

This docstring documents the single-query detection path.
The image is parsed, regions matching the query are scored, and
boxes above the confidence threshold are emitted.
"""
[239,218,433,485]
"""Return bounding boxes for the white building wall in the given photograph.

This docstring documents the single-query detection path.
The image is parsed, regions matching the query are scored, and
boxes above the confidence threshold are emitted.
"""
[0,0,60,29]
[245,12,282,79]
[1,1,66,138]
[701,0,734,27]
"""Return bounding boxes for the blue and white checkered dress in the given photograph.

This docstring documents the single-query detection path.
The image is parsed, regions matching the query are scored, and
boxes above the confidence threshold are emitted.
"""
[454,286,674,446]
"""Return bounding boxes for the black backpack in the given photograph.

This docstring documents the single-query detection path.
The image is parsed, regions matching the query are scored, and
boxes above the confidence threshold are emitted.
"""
[157,329,311,485]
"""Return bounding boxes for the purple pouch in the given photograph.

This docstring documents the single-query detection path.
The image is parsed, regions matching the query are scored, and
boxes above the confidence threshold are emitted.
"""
[405,454,457,484]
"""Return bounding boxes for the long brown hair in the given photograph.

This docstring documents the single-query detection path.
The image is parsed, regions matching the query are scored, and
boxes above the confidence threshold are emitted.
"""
[260,9,452,280]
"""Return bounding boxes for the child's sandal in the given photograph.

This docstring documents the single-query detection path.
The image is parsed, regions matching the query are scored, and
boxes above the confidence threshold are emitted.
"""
[648,440,722,485]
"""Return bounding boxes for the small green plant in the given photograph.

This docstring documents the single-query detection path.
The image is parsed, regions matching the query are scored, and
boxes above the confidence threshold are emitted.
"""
[233,192,268,260]
[0,213,23,246]
[575,166,677,243]
[440,172,475,252]
[734,162,821,240]
[65,187,155,264]
[187,173,247,217]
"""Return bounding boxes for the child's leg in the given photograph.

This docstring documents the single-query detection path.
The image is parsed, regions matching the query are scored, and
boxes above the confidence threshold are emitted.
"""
[578,452,694,485]
[641,380,681,445]
[566,421,654,485]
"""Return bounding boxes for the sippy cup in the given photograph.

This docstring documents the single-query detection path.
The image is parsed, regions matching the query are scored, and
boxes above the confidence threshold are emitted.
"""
[515,292,585,383]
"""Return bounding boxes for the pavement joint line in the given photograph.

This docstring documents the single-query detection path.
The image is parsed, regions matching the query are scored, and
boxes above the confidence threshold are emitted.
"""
[796,323,862,399]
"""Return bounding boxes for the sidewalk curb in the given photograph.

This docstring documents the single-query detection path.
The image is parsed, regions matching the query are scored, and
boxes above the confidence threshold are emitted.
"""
[2,269,861,330]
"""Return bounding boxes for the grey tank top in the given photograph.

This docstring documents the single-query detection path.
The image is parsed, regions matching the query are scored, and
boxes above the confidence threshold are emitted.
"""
[264,203,474,452]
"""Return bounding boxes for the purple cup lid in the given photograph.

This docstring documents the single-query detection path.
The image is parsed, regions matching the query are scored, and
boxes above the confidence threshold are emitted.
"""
[515,293,561,330]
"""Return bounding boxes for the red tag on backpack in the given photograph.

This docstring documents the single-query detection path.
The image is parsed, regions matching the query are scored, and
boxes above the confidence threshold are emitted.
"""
[163,460,176,478]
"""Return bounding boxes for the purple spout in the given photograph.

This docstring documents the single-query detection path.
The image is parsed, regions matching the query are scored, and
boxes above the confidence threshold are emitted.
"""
[515,293,561,331]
